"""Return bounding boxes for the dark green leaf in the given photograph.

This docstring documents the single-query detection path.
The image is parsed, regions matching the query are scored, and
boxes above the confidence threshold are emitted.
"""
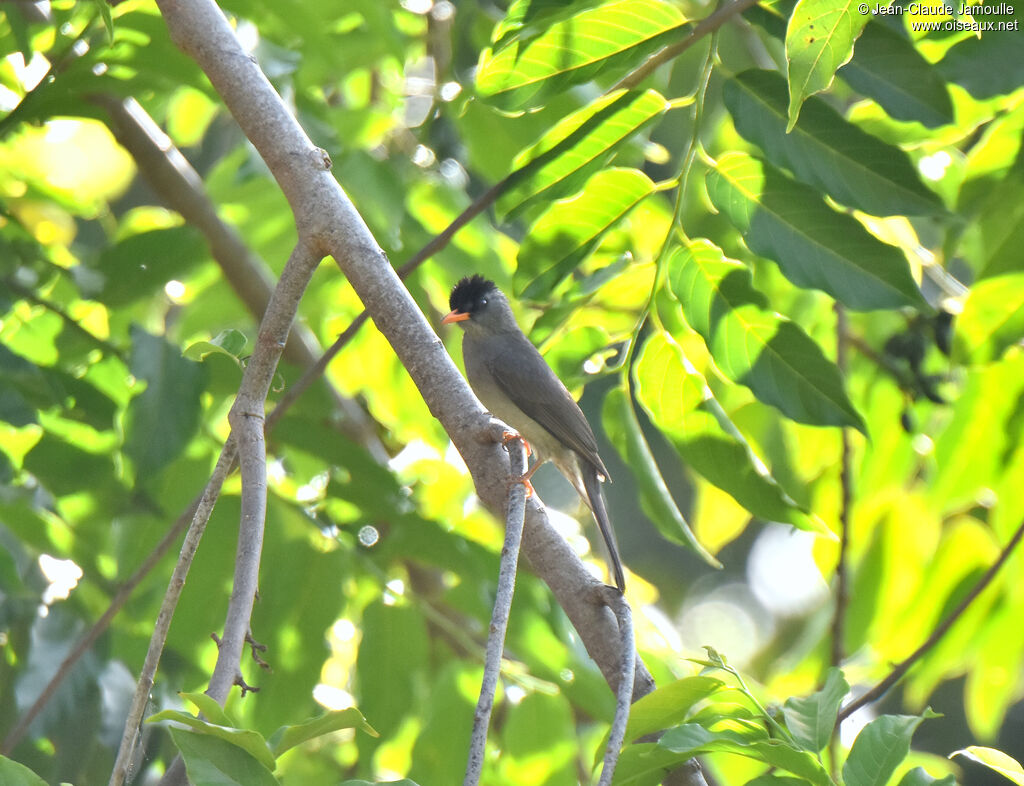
[476,0,686,109]
[706,152,928,311]
[123,326,207,477]
[838,22,953,128]
[92,226,208,307]
[783,667,849,752]
[0,756,48,786]
[938,25,1024,99]
[896,766,958,786]
[169,727,280,786]
[725,70,943,216]
[842,711,938,786]
[149,710,276,771]
[659,723,834,785]
[668,239,866,431]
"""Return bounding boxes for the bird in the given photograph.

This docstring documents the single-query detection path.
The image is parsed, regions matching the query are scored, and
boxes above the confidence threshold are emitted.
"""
[441,274,626,591]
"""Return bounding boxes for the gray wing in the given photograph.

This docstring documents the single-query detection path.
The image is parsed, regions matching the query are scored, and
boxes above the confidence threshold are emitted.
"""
[485,333,608,477]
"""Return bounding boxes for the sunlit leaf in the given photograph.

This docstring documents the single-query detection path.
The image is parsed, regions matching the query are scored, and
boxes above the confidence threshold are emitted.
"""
[476,0,686,109]
[951,746,1024,785]
[785,0,870,128]
[956,273,1024,363]
[268,708,378,756]
[634,331,831,532]
[499,88,670,220]
[667,239,866,431]
[516,168,655,299]
[706,152,928,311]
[603,385,721,567]
[624,676,725,742]
[725,69,943,216]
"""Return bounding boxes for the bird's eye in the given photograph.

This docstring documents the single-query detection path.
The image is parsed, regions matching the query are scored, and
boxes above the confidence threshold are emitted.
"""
[480,298,488,306]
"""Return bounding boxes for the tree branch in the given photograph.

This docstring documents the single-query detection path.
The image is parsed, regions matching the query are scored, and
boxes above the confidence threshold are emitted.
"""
[109,435,238,786]
[463,432,527,786]
[154,0,651,700]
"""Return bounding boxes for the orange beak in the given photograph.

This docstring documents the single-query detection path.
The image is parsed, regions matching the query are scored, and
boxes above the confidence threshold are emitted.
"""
[441,310,470,325]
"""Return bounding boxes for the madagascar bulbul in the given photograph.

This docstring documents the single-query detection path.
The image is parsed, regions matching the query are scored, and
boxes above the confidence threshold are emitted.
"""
[442,275,626,591]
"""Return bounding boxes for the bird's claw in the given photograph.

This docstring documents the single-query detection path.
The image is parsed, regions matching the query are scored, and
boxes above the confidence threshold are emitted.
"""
[501,430,532,457]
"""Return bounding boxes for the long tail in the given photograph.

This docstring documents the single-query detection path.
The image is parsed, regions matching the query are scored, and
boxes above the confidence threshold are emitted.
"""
[582,464,626,591]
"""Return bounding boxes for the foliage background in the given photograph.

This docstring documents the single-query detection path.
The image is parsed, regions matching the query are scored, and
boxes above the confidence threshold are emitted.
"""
[1,0,1023,783]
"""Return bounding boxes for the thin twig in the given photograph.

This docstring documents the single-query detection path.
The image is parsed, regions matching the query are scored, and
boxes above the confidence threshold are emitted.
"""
[597,589,635,786]
[463,435,528,786]
[829,303,852,775]
[204,243,320,704]
[613,0,761,91]
[838,515,1024,722]
[109,435,238,786]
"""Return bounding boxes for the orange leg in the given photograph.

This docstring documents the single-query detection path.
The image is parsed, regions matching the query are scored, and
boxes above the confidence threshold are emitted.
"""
[500,432,538,497]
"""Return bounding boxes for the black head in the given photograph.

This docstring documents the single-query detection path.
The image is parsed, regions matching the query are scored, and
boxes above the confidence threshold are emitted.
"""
[448,274,498,317]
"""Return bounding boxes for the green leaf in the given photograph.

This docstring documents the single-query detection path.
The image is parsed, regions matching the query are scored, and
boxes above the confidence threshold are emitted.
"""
[602,385,721,567]
[950,746,1024,785]
[92,226,209,307]
[634,331,831,532]
[268,708,378,756]
[971,157,1024,280]
[658,723,834,785]
[782,667,849,752]
[667,239,866,432]
[184,329,249,363]
[340,781,421,786]
[123,326,207,477]
[624,676,725,742]
[838,22,953,128]
[498,88,670,221]
[746,777,810,786]
[516,168,656,299]
[0,756,48,786]
[724,69,943,216]
[705,152,928,311]
[179,691,236,728]
[897,767,958,786]
[842,711,938,786]
[938,25,1024,100]
[785,0,871,128]
[956,273,1024,364]
[476,0,686,109]
[149,710,276,771]
[169,727,279,786]
[929,356,1024,513]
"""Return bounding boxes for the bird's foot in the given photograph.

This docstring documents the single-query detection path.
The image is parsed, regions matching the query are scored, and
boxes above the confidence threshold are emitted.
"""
[501,430,532,456]
[509,474,536,499]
